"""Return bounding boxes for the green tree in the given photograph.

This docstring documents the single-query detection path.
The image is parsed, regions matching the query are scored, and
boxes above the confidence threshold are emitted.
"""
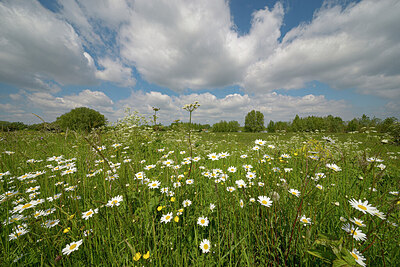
[389,121,400,144]
[378,117,397,133]
[267,120,275,133]
[291,115,305,132]
[56,107,107,132]
[244,110,264,132]
[346,118,359,132]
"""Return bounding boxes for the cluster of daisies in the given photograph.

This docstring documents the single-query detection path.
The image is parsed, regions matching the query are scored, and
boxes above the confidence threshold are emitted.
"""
[0,150,128,258]
[1,132,398,265]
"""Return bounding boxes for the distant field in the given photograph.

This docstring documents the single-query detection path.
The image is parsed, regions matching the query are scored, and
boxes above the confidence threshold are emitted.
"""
[1,129,399,266]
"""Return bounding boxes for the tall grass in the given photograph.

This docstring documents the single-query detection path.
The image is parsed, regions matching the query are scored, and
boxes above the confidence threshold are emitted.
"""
[0,126,399,266]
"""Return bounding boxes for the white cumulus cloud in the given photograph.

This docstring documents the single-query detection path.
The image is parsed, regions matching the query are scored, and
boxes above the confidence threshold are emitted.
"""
[119,0,284,90]
[118,90,351,125]
[26,90,114,121]
[95,58,136,87]
[244,0,400,98]
[0,0,97,92]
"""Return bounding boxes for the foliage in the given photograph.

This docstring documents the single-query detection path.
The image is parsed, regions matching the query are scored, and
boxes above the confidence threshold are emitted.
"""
[212,120,240,132]
[244,110,264,132]
[55,107,107,132]
[389,120,400,144]
[169,122,210,132]
[0,121,27,131]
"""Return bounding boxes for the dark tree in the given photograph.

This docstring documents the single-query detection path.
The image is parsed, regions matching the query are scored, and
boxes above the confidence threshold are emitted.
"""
[244,110,264,132]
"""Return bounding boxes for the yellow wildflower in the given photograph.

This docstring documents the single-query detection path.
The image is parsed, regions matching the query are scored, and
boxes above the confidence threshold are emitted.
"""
[133,252,141,261]
[143,251,150,259]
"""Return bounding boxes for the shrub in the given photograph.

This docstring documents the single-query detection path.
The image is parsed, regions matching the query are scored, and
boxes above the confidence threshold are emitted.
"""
[55,107,106,132]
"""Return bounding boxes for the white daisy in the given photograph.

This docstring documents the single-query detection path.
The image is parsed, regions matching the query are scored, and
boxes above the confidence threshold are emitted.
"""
[288,189,301,197]
[106,195,123,207]
[160,212,173,224]
[82,208,98,220]
[182,199,192,207]
[341,223,367,241]
[258,196,273,207]
[148,180,161,189]
[350,217,366,227]
[349,248,366,267]
[43,219,60,228]
[326,163,341,172]
[197,216,209,227]
[199,239,211,253]
[227,166,237,173]
[348,199,377,215]
[299,215,312,225]
[62,240,83,255]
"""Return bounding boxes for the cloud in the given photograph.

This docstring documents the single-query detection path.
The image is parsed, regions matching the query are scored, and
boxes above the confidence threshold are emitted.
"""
[58,0,132,50]
[26,90,115,121]
[95,58,136,87]
[119,0,284,90]
[0,0,97,92]
[118,90,352,125]
[244,0,400,98]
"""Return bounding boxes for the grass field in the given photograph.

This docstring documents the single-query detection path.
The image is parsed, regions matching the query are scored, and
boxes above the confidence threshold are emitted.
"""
[1,127,400,266]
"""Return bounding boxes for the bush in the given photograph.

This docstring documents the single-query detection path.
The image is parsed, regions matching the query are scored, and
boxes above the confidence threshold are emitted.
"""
[0,121,27,131]
[55,107,107,132]
[212,120,240,132]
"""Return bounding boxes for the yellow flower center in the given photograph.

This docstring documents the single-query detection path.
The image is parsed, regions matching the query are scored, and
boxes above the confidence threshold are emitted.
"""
[203,244,209,250]
[70,244,77,250]
[355,221,362,226]
[166,216,171,220]
[201,219,205,224]
[86,211,93,216]
[262,200,268,205]
[350,230,357,235]
[292,192,297,195]
[357,204,367,210]
[302,219,308,223]
[351,252,358,260]
[112,200,118,205]
[22,203,32,209]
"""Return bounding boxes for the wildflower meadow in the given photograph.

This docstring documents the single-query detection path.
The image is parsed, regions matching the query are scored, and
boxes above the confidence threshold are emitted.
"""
[1,105,400,266]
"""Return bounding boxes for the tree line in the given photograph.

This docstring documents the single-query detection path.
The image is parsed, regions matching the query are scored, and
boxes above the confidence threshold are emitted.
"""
[1,108,398,139]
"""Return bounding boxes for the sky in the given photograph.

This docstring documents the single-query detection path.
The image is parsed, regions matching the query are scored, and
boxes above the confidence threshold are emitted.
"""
[0,0,399,125]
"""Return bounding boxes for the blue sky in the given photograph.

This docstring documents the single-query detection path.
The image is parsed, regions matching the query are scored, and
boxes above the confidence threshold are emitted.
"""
[0,0,399,125]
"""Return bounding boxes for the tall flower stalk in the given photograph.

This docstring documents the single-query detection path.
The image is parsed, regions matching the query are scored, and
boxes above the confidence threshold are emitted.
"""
[182,101,200,179]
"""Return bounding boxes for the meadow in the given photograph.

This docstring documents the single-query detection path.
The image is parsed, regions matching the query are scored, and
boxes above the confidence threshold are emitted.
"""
[1,122,400,266]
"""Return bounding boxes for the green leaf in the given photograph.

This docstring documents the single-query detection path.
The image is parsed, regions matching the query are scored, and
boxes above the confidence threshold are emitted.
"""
[341,248,357,265]
[147,196,160,211]
[307,249,335,263]
[333,258,351,267]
